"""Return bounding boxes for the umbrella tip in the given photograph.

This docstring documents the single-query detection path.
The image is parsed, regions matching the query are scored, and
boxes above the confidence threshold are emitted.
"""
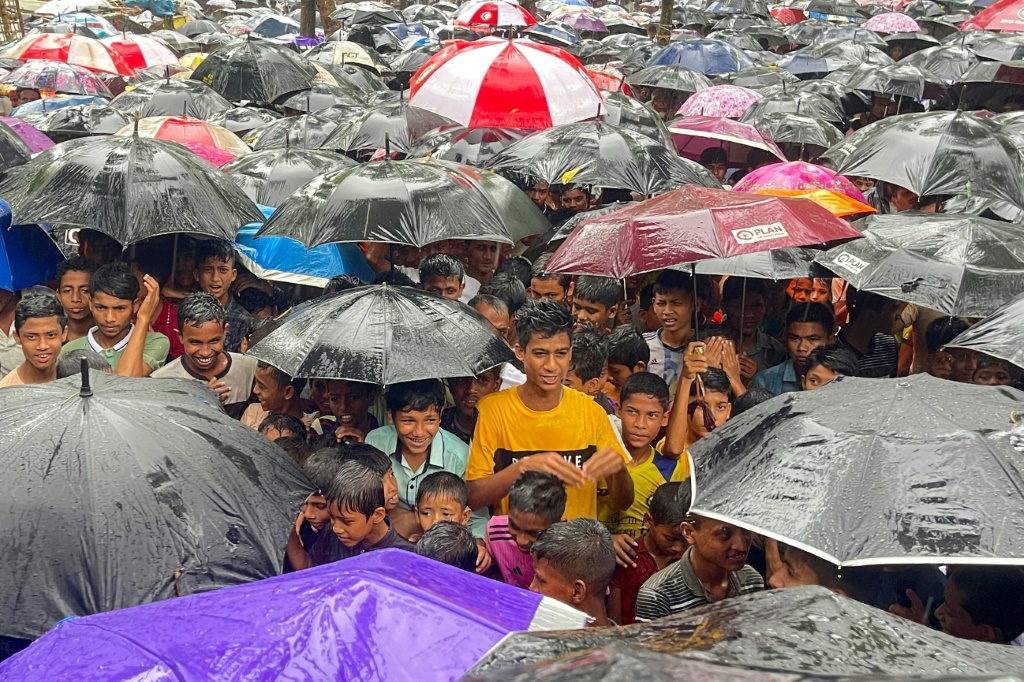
[133,110,140,137]
[79,359,93,397]
[385,133,391,160]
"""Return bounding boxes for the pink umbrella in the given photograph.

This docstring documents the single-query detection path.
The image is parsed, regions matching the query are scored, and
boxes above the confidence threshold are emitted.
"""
[180,140,237,167]
[863,12,920,33]
[1,117,54,153]
[732,161,866,201]
[677,85,762,119]
[668,115,785,164]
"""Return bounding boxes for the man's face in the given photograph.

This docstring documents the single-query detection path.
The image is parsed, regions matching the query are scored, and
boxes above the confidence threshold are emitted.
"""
[325,379,374,429]
[936,580,995,642]
[529,558,577,605]
[392,406,441,457]
[302,493,331,533]
[179,320,226,375]
[647,521,686,561]
[466,241,499,275]
[850,176,876,193]
[871,94,893,119]
[417,493,470,532]
[890,186,919,213]
[517,332,572,395]
[450,372,500,419]
[328,500,378,548]
[652,290,694,333]
[571,298,614,329]
[688,389,731,440]
[802,364,838,390]
[253,365,289,413]
[785,321,830,371]
[974,363,1013,386]
[619,393,668,454]
[768,547,821,589]
[474,301,512,343]
[423,275,464,301]
[15,89,39,107]
[195,257,237,304]
[686,518,754,573]
[15,316,66,372]
[529,277,571,304]
[526,182,550,208]
[58,270,92,322]
[91,291,137,342]
[704,162,727,183]
[723,292,765,338]
[560,189,589,214]
[509,508,554,554]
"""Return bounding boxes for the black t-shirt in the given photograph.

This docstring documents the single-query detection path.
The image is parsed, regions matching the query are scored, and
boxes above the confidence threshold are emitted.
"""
[308,520,413,567]
[440,406,473,445]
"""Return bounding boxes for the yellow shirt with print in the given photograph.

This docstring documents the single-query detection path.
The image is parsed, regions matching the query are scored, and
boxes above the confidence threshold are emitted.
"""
[467,386,629,520]
[654,436,691,483]
[599,453,666,538]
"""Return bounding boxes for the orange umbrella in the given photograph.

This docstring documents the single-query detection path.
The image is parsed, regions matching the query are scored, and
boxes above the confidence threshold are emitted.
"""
[755,188,876,218]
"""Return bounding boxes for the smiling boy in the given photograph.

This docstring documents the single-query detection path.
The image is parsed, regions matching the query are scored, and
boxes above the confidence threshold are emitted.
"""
[0,294,67,387]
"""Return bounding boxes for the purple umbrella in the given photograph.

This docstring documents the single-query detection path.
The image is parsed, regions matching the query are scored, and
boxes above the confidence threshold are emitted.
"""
[560,12,609,31]
[0,550,587,681]
[0,117,53,153]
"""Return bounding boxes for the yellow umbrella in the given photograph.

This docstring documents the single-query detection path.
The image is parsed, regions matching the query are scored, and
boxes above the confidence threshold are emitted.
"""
[755,188,876,218]
[178,52,207,70]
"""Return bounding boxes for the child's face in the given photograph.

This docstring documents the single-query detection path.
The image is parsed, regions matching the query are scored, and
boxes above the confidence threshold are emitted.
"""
[328,500,381,548]
[802,364,838,391]
[685,518,753,573]
[383,467,399,510]
[606,362,636,391]
[393,405,442,457]
[767,547,820,589]
[416,493,471,532]
[974,363,1012,386]
[935,579,995,642]
[529,558,577,606]
[653,289,694,333]
[529,277,572,304]
[571,298,614,329]
[723,292,766,338]
[195,256,236,304]
[619,394,668,455]
[518,331,572,396]
[688,390,731,440]
[302,493,331,533]
[508,509,553,554]
[422,275,464,301]
[646,518,685,561]
[253,365,290,413]
[325,380,374,429]
[311,378,331,415]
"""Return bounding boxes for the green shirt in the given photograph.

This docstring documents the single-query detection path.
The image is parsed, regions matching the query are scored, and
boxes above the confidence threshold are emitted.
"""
[59,325,170,371]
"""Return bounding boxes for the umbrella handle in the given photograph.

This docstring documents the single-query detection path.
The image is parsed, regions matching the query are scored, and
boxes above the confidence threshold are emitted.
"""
[80,359,93,397]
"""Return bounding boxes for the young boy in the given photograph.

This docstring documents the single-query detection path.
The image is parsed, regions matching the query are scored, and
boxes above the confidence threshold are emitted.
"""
[259,414,307,442]
[323,379,378,442]
[563,325,610,404]
[571,276,620,330]
[322,460,414,559]
[194,240,253,353]
[609,482,688,625]
[973,354,1015,386]
[530,518,617,626]
[662,358,734,482]
[721,278,787,384]
[753,302,835,395]
[241,362,310,429]
[415,471,472,533]
[464,240,499,285]
[644,270,700,392]
[416,521,479,572]
[486,471,566,589]
[0,294,66,387]
[418,253,467,302]
[636,284,659,333]
[801,343,859,391]
[284,447,341,572]
[605,325,649,404]
[767,541,882,606]
[55,257,95,342]
[634,514,763,621]
[922,317,974,382]
[935,567,1024,644]
[442,368,502,445]
[528,253,574,304]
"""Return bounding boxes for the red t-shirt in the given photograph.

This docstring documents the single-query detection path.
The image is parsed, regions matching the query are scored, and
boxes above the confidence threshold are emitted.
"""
[151,297,184,360]
[610,538,660,625]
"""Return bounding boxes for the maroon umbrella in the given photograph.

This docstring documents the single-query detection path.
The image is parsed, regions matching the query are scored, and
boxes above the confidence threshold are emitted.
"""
[544,185,862,278]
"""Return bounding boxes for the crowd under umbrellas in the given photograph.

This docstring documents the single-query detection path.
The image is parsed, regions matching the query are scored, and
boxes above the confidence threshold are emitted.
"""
[0,0,1023,678]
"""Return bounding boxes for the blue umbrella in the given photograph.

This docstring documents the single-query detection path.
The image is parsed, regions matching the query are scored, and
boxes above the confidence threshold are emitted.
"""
[234,205,374,286]
[648,39,756,75]
[11,95,108,118]
[0,201,64,291]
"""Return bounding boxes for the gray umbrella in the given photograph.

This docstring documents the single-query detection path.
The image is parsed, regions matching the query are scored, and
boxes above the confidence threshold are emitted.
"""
[946,292,1024,370]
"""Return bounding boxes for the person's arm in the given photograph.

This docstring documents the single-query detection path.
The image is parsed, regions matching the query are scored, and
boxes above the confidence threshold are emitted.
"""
[583,446,633,511]
[663,342,707,458]
[116,275,162,378]
[285,528,311,571]
[467,453,586,510]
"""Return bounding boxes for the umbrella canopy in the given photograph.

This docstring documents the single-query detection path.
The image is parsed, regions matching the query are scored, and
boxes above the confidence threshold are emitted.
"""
[754,189,876,218]
[1,32,134,76]
[331,1,404,26]
[149,29,199,55]
[206,105,280,135]
[114,115,250,154]
[246,111,350,150]
[109,78,233,119]
[962,0,1024,31]
[178,19,225,37]
[829,61,948,100]
[733,161,864,199]
[625,64,712,94]
[11,94,109,117]
[190,37,317,104]
[716,65,800,88]
[0,199,65,291]
[666,115,785,164]
[489,120,718,196]
[648,38,756,75]
[180,140,237,167]
[0,370,310,640]
[746,111,845,150]
[677,84,761,118]
[0,134,263,245]
[413,125,525,166]
[599,91,672,147]
[741,91,845,124]
[946,292,1024,369]
[0,117,54,153]
[101,34,178,70]
[693,246,829,280]
[863,10,921,32]
[0,120,32,173]
[276,83,364,113]
[815,212,1024,317]
[222,146,356,207]
[319,103,453,157]
[690,374,1024,567]
[900,44,979,84]
[454,0,538,26]
[408,38,605,130]
[305,41,390,74]
[468,586,1024,677]
[1,59,112,97]
[545,186,862,278]
[247,284,516,383]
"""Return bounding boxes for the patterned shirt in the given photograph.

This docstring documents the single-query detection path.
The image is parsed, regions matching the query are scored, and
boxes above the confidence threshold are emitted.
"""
[485,515,534,590]
[644,330,687,396]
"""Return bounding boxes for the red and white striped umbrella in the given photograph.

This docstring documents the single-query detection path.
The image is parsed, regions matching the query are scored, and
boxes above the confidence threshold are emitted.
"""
[0,33,135,76]
[114,116,250,154]
[454,0,537,26]
[102,34,179,71]
[410,38,604,129]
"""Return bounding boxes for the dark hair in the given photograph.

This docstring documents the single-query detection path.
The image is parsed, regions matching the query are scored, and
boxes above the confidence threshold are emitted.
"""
[372,269,416,287]
[721,277,767,304]
[416,521,477,572]
[530,252,572,290]
[56,348,109,378]
[324,460,384,519]
[785,302,836,336]
[323,274,364,296]
[176,292,226,331]
[674,479,692,517]
[385,378,445,414]
[731,387,774,416]
[89,263,139,301]
[495,256,533,290]
[692,366,732,400]
[786,546,883,605]
[480,272,527,317]
[947,566,1024,642]
[195,239,237,268]
[416,471,469,509]
[845,287,895,322]
[126,241,173,284]
[700,147,728,165]
[508,471,566,523]
[516,299,573,349]
[469,293,509,321]
[648,482,686,527]
[653,270,695,299]
[56,256,96,288]
[805,343,858,377]
[607,325,650,369]
[569,325,608,384]
[15,293,66,333]
[573,276,620,309]
[638,283,654,311]
[926,316,971,355]
[619,371,669,411]
[696,323,739,346]
[418,253,464,284]
[256,360,307,395]
[237,287,274,315]
[303,447,346,492]
[337,442,391,476]
[275,434,309,467]
[531,518,616,593]
[258,413,308,442]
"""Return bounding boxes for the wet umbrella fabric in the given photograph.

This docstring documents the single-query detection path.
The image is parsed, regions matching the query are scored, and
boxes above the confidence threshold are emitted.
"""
[0,120,32,173]
[693,246,828,280]
[0,134,263,245]
[0,371,310,640]
[319,103,454,156]
[190,37,317,104]
[599,92,674,148]
[689,373,1024,567]
[206,106,280,135]
[246,284,516,383]
[0,200,65,291]
[109,78,233,119]
[222,147,355,207]
[647,38,756,74]
[946,292,1024,370]
[0,117,53,153]
[746,111,844,149]
[412,125,524,166]
[30,104,129,138]
[245,111,348,150]
[1,60,112,97]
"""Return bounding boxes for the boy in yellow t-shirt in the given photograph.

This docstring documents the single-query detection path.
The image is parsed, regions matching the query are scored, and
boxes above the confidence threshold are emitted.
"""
[466,300,633,520]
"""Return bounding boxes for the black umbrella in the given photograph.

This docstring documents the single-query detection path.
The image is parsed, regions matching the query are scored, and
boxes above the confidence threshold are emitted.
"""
[246,284,516,384]
[413,125,524,167]
[314,61,388,95]
[900,44,979,84]
[741,90,846,123]
[744,111,844,149]
[883,31,941,55]
[904,0,945,17]
[207,105,281,135]
[569,39,617,65]
[814,212,1024,317]
[190,37,317,104]
[246,111,353,150]
[0,134,263,245]
[0,370,310,640]
[693,247,829,280]
[275,83,364,113]
[804,0,866,19]
[387,43,442,75]
[330,3,403,26]
[705,28,763,52]
[788,80,870,116]
[110,78,233,120]
[783,19,834,46]
[178,19,225,37]
[915,17,961,40]
[318,102,456,157]
[626,64,713,94]
[0,120,32,174]
[823,110,1024,209]
[150,29,199,54]
[193,32,235,48]
[946,292,1024,370]
[222,146,356,206]
[33,22,100,38]
[600,91,675,148]
[827,61,948,101]
[35,104,131,140]
[959,61,1024,112]
[819,25,887,47]
[967,33,1024,62]
[714,65,800,88]
[402,3,447,22]
[801,38,894,66]
[469,586,1024,677]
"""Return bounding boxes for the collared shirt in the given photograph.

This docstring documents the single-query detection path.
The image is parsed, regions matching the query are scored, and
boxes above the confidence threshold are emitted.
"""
[365,425,469,510]
[59,325,170,372]
[152,352,257,419]
[747,329,788,375]
[222,296,254,354]
[752,359,801,395]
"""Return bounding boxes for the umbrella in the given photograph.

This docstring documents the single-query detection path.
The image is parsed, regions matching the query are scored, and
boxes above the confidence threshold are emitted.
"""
[830,61,948,100]
[898,44,979,83]
[387,43,442,75]
[0,370,310,640]
[190,37,317,104]
[305,41,390,74]
[312,62,388,95]
[599,91,673,148]
[544,186,862,278]
[677,84,761,118]
[693,246,830,280]
[454,0,538,26]
[523,21,581,48]
[1,59,112,97]
[647,39,756,75]
[823,110,1024,210]
[959,61,1024,112]
[754,189,876,218]
[0,551,586,681]
[10,94,109,117]
[0,117,54,152]
[149,29,199,54]
[705,28,763,51]
[960,0,1024,31]
[946,292,1024,370]
[246,14,301,39]
[413,125,525,166]
[408,38,605,130]
[1,32,134,76]
[746,111,845,151]
[180,140,237,167]
[820,25,887,46]
[715,65,799,88]
[625,64,712,94]
[246,111,350,150]
[815,212,1024,317]
[488,120,719,196]
[667,115,785,164]
[193,32,234,48]
[690,374,1024,567]
[247,284,516,383]
[178,19,225,37]
[109,78,233,119]
[0,120,32,174]
[787,80,870,116]
[520,202,632,262]
[0,134,263,245]
[468,586,1024,677]
[733,161,864,200]
[741,91,846,124]
[331,1,404,26]
[115,115,250,155]
[0,199,65,291]
[222,146,355,206]
[863,11,921,32]
[319,103,454,157]
[404,3,448,22]
[275,83,364,113]
[101,34,179,70]
[207,105,280,135]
